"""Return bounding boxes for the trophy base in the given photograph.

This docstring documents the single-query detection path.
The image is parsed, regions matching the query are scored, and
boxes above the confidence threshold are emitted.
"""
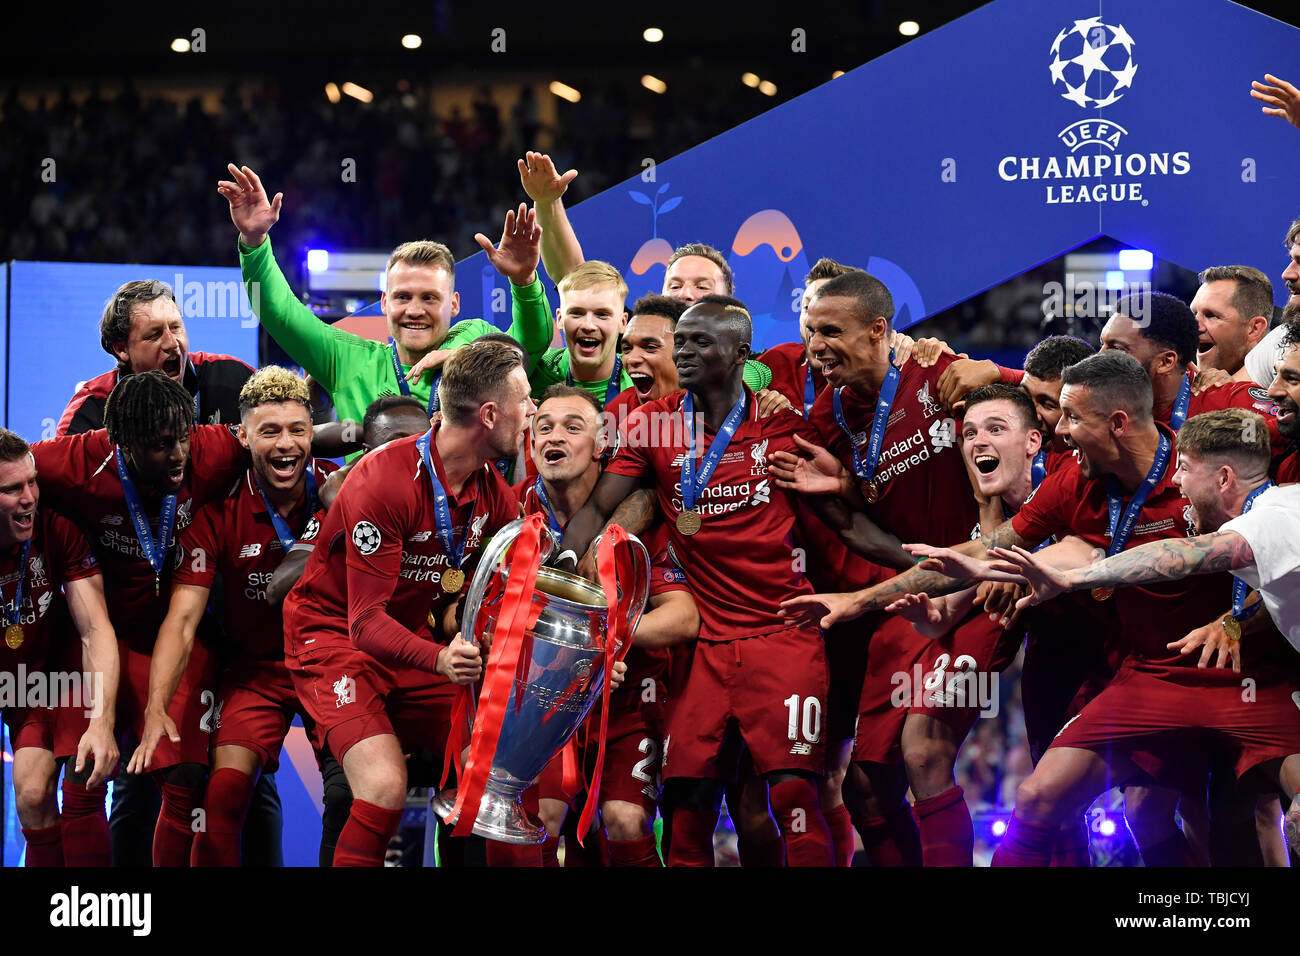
[430,787,546,845]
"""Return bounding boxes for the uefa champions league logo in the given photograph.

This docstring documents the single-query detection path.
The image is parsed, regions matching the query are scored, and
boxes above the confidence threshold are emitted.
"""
[1048,17,1137,109]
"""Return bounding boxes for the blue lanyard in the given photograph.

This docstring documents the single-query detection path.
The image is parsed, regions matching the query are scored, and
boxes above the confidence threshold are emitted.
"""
[568,356,624,409]
[1031,449,1047,489]
[0,540,31,627]
[832,350,901,483]
[417,429,467,569]
[803,363,816,417]
[532,478,564,537]
[115,448,179,587]
[1103,431,1173,557]
[1231,481,1272,620]
[1168,372,1193,432]
[255,467,320,551]
[388,338,440,417]
[681,391,748,512]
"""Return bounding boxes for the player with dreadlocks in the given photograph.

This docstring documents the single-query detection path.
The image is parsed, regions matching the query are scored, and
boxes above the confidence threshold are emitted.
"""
[32,370,253,865]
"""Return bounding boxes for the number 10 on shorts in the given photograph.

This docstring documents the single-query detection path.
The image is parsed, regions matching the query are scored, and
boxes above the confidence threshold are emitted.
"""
[784,694,822,744]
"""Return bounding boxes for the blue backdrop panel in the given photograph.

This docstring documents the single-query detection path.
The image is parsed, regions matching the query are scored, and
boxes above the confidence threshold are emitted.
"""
[451,0,1299,352]
[5,261,259,441]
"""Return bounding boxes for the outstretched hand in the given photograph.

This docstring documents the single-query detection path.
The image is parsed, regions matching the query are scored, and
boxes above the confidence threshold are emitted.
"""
[217,164,282,248]
[768,434,849,496]
[518,151,578,204]
[902,543,1021,583]
[1251,74,1300,130]
[476,203,542,286]
[778,591,865,630]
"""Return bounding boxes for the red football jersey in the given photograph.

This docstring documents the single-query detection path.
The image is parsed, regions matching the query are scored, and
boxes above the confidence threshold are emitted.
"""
[1162,378,1283,454]
[31,426,247,652]
[605,386,815,642]
[760,341,825,416]
[0,509,100,670]
[808,354,978,547]
[1011,427,1239,673]
[282,426,518,671]
[172,460,337,661]
[1274,447,1300,484]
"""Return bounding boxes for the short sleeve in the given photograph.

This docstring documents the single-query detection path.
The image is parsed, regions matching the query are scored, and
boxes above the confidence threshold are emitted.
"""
[1011,466,1073,547]
[173,500,223,590]
[47,510,99,583]
[604,404,656,480]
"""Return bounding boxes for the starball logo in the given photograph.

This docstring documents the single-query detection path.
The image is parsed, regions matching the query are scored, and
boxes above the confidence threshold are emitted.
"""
[997,17,1190,206]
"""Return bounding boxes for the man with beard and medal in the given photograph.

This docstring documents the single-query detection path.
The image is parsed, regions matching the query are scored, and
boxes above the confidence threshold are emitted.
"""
[126,368,337,866]
[280,341,532,866]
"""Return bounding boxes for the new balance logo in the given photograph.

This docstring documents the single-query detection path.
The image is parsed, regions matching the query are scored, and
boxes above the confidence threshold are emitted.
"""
[100,514,124,526]
[789,742,813,755]
[407,531,432,542]
[238,543,262,558]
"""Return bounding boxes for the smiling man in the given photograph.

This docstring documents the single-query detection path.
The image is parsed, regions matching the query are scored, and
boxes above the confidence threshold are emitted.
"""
[58,280,255,437]
[1270,321,1300,482]
[1190,265,1274,381]
[529,261,634,407]
[127,367,336,866]
[602,295,687,433]
[220,164,552,435]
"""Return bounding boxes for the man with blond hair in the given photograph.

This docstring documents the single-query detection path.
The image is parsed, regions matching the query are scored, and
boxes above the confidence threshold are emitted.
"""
[219,164,553,428]
[529,260,634,407]
[129,367,337,866]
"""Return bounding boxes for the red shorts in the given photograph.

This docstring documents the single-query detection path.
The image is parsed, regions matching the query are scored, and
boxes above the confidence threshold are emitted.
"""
[288,644,456,762]
[1050,663,1300,787]
[851,614,929,765]
[211,659,314,774]
[3,705,81,759]
[663,627,827,780]
[118,638,217,768]
[905,609,1024,735]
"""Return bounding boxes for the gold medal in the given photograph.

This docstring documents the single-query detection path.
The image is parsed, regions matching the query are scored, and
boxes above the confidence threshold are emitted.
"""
[1221,614,1243,642]
[676,509,702,536]
[441,567,466,594]
[862,480,880,504]
[1091,587,1114,601]
[4,623,23,650]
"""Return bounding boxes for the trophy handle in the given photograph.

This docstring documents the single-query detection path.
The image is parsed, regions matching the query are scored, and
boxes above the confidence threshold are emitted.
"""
[595,529,651,649]
[461,517,558,647]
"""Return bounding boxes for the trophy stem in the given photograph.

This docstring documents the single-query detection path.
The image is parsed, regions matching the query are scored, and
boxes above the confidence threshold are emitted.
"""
[430,778,546,845]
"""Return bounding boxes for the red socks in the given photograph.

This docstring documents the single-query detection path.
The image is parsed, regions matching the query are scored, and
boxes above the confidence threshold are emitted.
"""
[540,834,560,867]
[485,840,544,867]
[22,825,64,867]
[824,802,856,867]
[858,812,923,867]
[59,779,110,867]
[992,814,1055,866]
[666,806,718,867]
[153,781,203,867]
[190,768,256,867]
[608,833,661,867]
[769,778,833,867]
[1051,818,1092,867]
[333,798,403,867]
[914,786,973,867]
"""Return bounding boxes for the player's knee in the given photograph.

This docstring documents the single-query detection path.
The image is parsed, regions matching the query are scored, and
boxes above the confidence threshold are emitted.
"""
[1012,775,1058,822]
[664,777,723,813]
[159,762,207,792]
[601,801,650,842]
[14,773,57,818]
[355,764,406,809]
[902,736,956,791]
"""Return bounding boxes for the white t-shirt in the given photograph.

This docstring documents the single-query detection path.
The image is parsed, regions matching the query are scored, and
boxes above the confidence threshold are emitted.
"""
[1220,483,1300,651]
[1243,323,1289,388]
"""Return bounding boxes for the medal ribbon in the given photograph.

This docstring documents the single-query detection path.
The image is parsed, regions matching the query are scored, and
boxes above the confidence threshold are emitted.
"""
[803,363,816,417]
[832,349,901,483]
[567,355,624,409]
[417,429,469,573]
[1230,481,1272,621]
[1168,371,1193,433]
[532,478,564,537]
[388,338,440,417]
[680,390,748,513]
[1103,431,1172,558]
[115,448,178,584]
[255,467,319,552]
[0,540,32,627]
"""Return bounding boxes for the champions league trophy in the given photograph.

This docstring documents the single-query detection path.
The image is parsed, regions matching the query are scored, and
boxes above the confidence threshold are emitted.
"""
[432,515,650,843]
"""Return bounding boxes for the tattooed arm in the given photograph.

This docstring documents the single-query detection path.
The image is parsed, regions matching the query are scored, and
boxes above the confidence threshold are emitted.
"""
[990,530,1255,609]
[576,486,659,580]
[778,518,1031,629]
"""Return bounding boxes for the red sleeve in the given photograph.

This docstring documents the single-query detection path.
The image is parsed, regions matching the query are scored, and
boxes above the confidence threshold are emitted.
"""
[604,403,656,480]
[998,365,1025,386]
[56,388,89,437]
[294,507,328,549]
[47,510,99,583]
[31,431,96,499]
[338,459,440,673]
[172,500,222,590]
[193,425,249,488]
[1010,465,1074,547]
[649,546,689,596]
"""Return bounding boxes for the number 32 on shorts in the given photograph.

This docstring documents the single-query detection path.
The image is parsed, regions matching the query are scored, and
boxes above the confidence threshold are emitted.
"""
[784,694,822,744]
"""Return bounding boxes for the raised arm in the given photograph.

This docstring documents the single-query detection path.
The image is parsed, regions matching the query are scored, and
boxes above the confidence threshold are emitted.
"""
[554,470,643,573]
[63,574,120,786]
[518,151,586,282]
